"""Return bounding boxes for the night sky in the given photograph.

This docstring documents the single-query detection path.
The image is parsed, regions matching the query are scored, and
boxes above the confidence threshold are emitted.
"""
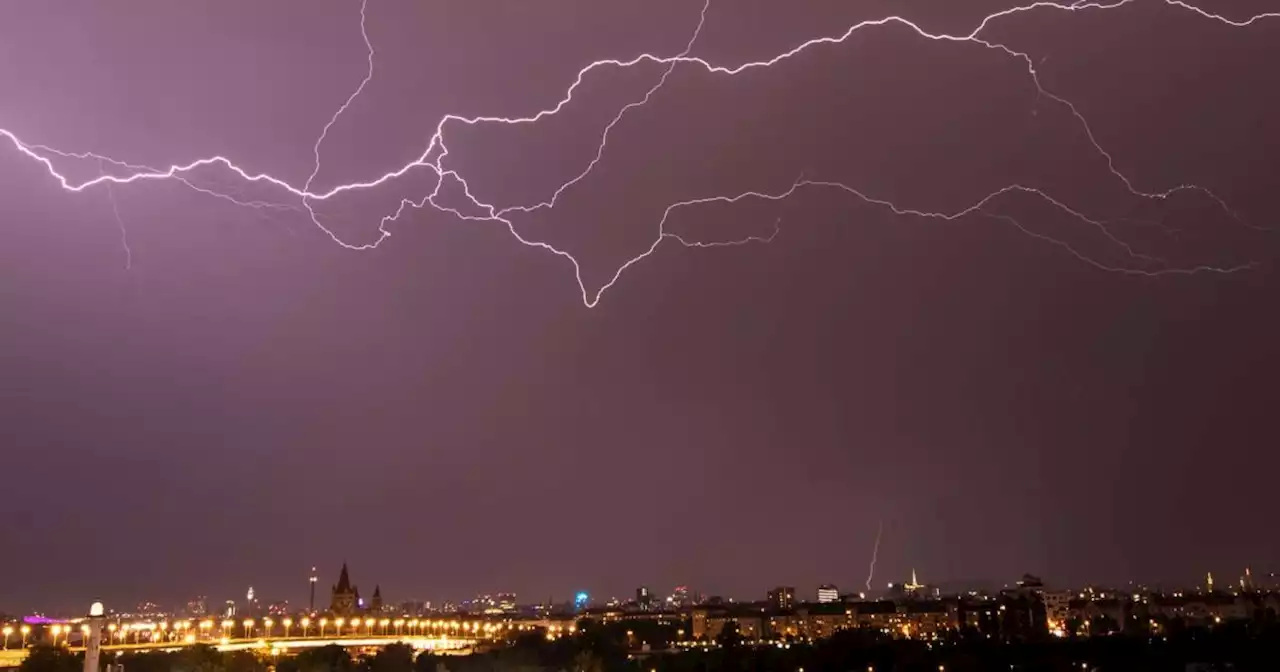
[1,0,1278,615]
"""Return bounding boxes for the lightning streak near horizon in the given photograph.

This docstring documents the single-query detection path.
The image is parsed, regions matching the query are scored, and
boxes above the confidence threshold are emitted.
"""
[866,520,883,592]
[0,0,1276,305]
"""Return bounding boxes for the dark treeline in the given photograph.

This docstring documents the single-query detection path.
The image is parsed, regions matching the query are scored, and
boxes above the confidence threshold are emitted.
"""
[17,619,1280,672]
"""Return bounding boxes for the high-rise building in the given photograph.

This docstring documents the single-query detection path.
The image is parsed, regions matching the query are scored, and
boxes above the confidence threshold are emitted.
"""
[767,586,796,610]
[671,586,689,608]
[817,584,839,603]
[135,601,160,616]
[186,597,208,617]
[1042,591,1070,635]
[245,586,260,615]
[399,601,428,616]
[636,586,652,610]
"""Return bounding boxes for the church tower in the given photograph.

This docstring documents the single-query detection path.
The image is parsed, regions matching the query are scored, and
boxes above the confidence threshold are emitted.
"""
[331,562,358,615]
[371,585,383,612]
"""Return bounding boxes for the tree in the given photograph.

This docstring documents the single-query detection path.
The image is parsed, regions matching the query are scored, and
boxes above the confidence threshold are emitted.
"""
[292,644,357,672]
[568,651,602,672]
[222,650,267,672]
[173,644,230,672]
[411,651,440,672]
[19,646,79,672]
[714,622,743,650]
[367,643,415,672]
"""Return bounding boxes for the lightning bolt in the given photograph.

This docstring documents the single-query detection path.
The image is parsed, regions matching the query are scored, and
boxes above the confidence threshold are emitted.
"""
[302,0,376,248]
[100,159,132,271]
[866,520,883,592]
[498,0,712,218]
[0,0,1274,306]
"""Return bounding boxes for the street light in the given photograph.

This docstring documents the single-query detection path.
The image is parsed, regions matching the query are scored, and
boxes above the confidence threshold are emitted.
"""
[319,618,328,637]
[2,626,12,650]
[379,618,390,635]
[300,617,310,638]
[364,618,374,635]
[393,619,404,636]
[221,620,233,639]
[50,625,63,648]
[282,618,292,638]
[242,619,254,639]
[263,618,274,638]
[332,618,343,637]
[20,625,30,648]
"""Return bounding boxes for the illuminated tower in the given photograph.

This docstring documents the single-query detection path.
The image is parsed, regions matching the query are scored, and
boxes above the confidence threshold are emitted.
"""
[331,562,358,615]
[1206,572,1214,593]
[83,602,105,672]
[309,567,318,613]
[905,569,923,594]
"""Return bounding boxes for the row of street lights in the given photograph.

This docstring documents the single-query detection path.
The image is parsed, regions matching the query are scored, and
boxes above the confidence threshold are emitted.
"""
[0,624,93,649]
[0,625,32,650]
[221,616,498,640]
[0,616,520,650]
[87,616,506,643]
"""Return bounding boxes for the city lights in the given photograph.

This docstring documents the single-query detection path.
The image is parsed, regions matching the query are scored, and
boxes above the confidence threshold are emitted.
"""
[0,563,1263,672]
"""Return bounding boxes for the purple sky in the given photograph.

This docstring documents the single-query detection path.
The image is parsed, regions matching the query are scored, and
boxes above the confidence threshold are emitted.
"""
[1,0,1278,614]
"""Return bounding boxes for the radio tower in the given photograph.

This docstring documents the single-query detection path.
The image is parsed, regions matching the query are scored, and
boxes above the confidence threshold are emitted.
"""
[309,567,318,613]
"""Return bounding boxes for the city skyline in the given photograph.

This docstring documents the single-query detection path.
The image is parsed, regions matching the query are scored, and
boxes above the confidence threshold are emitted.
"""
[2,0,1278,617]
[8,562,1274,618]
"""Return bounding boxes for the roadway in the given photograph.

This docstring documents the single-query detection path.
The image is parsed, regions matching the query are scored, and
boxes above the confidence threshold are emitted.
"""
[0,634,480,667]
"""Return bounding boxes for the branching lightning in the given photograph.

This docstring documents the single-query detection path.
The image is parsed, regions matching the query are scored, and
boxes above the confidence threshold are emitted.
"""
[0,0,1274,304]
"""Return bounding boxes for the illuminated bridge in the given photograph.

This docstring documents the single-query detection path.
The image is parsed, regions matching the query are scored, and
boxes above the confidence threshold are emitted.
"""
[0,617,579,667]
[0,635,479,668]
